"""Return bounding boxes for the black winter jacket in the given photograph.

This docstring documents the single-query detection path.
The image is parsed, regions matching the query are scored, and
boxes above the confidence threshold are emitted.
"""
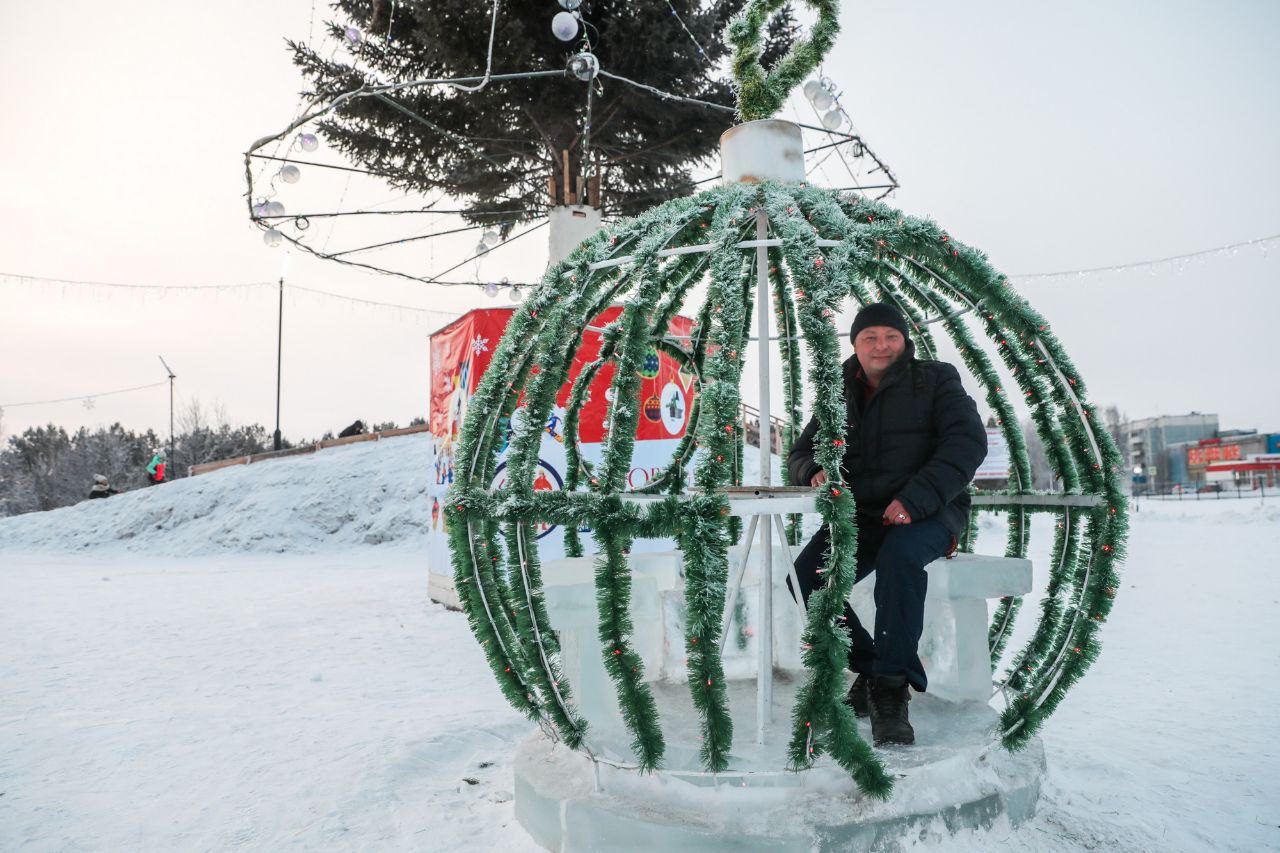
[787,342,987,537]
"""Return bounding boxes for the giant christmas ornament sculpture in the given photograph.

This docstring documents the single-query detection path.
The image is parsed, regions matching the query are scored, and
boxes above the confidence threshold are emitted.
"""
[446,0,1127,830]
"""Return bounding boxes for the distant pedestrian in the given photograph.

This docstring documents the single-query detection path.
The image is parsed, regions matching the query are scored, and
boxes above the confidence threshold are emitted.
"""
[88,474,119,499]
[146,452,166,485]
[338,420,365,439]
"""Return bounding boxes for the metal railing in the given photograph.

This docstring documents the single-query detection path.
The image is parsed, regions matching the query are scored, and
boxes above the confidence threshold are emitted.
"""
[740,402,788,455]
[1137,481,1270,502]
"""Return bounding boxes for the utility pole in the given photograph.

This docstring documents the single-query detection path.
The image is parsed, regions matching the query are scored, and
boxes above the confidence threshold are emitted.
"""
[159,356,176,472]
[274,253,290,451]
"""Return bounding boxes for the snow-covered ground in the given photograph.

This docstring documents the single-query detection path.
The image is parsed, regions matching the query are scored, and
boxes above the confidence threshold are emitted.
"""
[2,443,1279,851]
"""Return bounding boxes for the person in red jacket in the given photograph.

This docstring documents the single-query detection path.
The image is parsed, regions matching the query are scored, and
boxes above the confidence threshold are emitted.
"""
[146,452,166,485]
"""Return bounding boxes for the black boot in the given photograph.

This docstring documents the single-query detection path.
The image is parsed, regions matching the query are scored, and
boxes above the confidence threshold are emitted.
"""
[845,673,871,718]
[868,675,914,746]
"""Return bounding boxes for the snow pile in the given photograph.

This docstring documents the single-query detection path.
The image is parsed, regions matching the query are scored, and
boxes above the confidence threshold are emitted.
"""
[0,435,435,557]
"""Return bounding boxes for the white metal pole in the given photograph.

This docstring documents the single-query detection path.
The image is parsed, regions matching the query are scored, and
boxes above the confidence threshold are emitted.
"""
[720,513,760,655]
[755,209,773,744]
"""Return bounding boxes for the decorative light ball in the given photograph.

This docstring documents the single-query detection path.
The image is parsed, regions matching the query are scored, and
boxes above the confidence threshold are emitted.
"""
[558,0,582,9]
[567,52,599,82]
[476,240,490,256]
[252,201,271,218]
[811,89,834,111]
[297,133,319,152]
[483,282,500,298]
[802,80,822,100]
[279,165,301,184]
[483,229,501,247]
[508,285,523,302]
[266,201,286,217]
[344,26,361,44]
[551,11,579,42]
[263,229,283,248]
[821,109,844,130]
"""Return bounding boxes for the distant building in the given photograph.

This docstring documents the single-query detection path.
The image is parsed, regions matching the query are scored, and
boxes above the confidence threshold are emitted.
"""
[1125,412,1280,493]
[1124,413,1218,493]
[1171,431,1280,491]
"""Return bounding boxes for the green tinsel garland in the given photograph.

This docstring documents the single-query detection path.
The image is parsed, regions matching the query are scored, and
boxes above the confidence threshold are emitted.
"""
[728,0,840,123]
[446,179,1128,794]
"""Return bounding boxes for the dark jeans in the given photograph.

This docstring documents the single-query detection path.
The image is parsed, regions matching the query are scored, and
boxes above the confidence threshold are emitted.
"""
[790,515,952,692]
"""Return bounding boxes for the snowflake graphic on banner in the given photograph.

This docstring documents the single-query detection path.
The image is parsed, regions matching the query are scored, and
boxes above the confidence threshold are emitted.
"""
[471,335,490,356]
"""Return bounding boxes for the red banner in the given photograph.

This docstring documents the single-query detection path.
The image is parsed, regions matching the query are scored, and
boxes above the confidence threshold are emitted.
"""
[430,306,696,451]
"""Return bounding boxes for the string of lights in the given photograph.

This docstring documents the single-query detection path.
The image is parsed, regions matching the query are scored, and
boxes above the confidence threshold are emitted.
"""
[664,0,710,61]
[0,381,168,410]
[0,270,533,294]
[0,271,274,292]
[6,229,1274,306]
[1009,233,1280,280]
[290,284,462,317]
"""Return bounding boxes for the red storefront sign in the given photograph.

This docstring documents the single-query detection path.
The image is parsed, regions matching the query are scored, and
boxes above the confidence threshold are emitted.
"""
[1187,444,1242,466]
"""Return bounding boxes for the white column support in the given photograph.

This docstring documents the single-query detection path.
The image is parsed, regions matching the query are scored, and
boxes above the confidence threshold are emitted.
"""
[772,514,806,617]
[754,208,773,744]
[719,514,760,656]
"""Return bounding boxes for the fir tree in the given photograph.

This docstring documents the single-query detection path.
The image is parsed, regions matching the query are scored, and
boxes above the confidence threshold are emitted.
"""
[290,0,797,229]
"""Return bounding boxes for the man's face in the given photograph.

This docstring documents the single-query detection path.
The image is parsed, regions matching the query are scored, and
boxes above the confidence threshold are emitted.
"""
[854,326,907,377]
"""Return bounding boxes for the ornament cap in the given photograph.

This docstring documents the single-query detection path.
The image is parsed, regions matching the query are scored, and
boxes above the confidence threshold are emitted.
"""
[720,120,805,185]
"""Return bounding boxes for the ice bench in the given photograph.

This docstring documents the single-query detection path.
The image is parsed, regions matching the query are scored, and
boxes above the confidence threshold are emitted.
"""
[849,552,1032,702]
[541,547,1031,737]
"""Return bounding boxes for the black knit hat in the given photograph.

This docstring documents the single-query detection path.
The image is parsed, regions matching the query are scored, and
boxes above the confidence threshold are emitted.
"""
[850,302,909,345]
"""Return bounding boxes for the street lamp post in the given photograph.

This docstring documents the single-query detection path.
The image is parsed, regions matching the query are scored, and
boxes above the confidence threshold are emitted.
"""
[274,254,290,451]
[159,356,176,472]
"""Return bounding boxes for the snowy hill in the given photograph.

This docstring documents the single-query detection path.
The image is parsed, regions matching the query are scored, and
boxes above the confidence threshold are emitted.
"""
[0,436,435,556]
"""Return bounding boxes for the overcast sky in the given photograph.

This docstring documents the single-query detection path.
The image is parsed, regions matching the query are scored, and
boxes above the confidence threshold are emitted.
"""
[2,1,1277,444]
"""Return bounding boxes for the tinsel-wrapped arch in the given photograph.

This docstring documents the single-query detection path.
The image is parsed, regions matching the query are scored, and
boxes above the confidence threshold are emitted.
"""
[444,180,1128,798]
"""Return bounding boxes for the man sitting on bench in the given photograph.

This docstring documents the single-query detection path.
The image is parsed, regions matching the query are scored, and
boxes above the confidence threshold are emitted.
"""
[788,302,987,746]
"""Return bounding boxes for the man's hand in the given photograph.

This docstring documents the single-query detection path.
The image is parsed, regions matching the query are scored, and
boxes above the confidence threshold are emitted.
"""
[810,471,828,487]
[883,499,912,526]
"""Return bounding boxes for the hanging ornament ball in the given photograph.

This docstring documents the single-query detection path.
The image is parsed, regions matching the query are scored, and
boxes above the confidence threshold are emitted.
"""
[643,395,663,422]
[476,240,491,256]
[263,229,283,248]
[483,228,501,247]
[252,201,271,218]
[344,26,362,44]
[551,11,580,41]
[266,201,286,217]
[279,164,301,184]
[821,109,844,130]
[638,345,661,379]
[558,0,582,9]
[483,282,500,298]
[509,285,523,302]
[567,52,599,81]
[802,79,823,100]
[811,88,834,111]
[297,133,319,152]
